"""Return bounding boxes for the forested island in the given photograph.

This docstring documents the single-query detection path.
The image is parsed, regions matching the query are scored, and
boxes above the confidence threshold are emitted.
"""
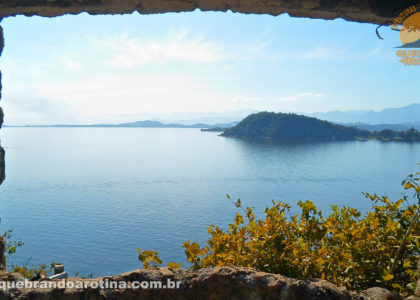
[220,112,420,142]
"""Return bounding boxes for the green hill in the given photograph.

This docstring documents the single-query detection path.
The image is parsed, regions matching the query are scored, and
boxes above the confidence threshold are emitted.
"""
[221,112,372,140]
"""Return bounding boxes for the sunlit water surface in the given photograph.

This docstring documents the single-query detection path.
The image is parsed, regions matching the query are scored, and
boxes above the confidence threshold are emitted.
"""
[0,128,419,276]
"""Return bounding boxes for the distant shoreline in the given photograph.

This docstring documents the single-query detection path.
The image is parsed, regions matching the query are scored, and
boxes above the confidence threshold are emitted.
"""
[3,120,238,129]
[3,125,208,128]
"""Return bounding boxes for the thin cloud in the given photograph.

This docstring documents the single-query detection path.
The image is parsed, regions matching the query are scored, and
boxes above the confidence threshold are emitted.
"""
[279,92,326,102]
[231,96,262,103]
[52,53,84,70]
[89,32,225,67]
[359,44,385,58]
[34,44,85,71]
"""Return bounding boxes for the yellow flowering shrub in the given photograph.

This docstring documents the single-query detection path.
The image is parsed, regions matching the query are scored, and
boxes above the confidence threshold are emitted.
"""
[140,170,420,296]
[137,249,163,269]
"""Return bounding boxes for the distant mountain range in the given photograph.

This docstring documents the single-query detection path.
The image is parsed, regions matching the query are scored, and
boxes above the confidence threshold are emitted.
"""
[106,110,256,126]
[5,120,239,129]
[344,122,420,132]
[308,103,420,125]
[116,120,239,128]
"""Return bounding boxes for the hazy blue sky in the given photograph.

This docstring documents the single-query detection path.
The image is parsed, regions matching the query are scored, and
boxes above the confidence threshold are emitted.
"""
[0,11,418,125]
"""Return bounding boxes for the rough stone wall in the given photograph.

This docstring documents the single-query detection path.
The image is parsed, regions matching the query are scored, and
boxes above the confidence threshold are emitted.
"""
[0,24,4,185]
[0,146,4,186]
[0,267,405,300]
[0,0,418,25]
[0,237,5,271]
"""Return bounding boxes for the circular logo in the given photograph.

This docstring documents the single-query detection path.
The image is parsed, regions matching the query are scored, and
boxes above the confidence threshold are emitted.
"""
[399,11,420,47]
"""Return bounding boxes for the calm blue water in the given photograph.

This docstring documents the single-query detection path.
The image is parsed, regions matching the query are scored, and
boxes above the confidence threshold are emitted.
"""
[0,127,419,277]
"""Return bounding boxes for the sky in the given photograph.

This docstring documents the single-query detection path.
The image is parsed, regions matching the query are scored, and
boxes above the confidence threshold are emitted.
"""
[0,10,418,125]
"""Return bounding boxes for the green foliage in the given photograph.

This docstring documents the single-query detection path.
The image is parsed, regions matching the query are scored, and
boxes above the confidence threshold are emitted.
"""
[1,227,24,258]
[12,261,56,278]
[375,127,420,142]
[180,171,419,296]
[1,221,58,279]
